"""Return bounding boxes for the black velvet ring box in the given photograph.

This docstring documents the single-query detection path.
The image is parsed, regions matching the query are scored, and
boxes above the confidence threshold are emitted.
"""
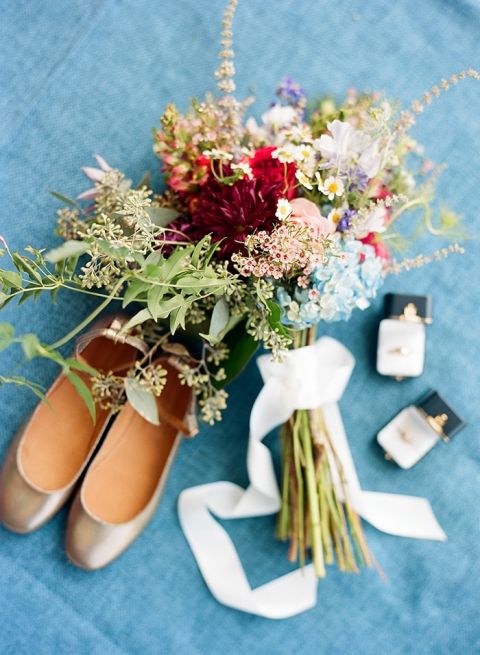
[377,390,466,469]
[377,293,432,379]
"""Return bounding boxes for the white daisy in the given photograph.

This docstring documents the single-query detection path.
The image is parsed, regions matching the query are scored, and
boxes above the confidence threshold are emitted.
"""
[295,170,313,190]
[328,207,344,225]
[231,162,253,179]
[319,175,345,200]
[275,198,293,221]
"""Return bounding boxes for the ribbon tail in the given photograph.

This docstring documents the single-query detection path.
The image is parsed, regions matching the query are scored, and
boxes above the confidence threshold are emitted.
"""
[320,403,447,542]
[178,483,318,619]
[358,490,447,541]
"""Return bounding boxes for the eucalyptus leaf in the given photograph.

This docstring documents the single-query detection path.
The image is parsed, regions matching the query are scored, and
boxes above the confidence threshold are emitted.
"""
[45,240,90,263]
[97,239,130,260]
[209,296,229,339]
[124,378,159,425]
[161,342,190,357]
[146,206,180,227]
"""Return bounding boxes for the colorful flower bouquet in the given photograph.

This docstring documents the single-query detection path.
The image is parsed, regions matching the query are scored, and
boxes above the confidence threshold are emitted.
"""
[0,0,475,589]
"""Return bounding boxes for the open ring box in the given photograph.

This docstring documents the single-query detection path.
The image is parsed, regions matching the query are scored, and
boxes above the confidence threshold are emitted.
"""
[377,390,465,469]
[376,293,432,380]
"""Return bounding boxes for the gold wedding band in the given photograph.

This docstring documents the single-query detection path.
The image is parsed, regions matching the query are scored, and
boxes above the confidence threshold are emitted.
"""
[389,346,410,355]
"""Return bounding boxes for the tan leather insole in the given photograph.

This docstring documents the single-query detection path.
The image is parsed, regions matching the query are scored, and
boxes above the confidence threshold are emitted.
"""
[83,364,191,524]
[20,338,138,492]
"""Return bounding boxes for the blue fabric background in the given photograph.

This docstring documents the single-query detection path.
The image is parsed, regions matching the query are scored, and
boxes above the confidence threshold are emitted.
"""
[1,1,479,653]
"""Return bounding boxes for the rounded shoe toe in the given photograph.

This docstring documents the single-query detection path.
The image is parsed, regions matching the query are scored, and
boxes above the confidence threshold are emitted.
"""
[0,436,63,534]
[65,493,136,570]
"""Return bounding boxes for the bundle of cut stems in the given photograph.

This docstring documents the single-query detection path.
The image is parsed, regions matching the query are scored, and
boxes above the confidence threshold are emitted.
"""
[276,327,375,576]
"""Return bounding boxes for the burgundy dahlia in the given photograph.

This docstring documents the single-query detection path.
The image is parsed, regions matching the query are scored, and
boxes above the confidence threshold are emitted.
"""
[250,146,297,200]
[189,175,282,257]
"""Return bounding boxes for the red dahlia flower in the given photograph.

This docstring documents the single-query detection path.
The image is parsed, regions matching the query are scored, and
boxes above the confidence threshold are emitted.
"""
[189,173,282,257]
[250,146,297,200]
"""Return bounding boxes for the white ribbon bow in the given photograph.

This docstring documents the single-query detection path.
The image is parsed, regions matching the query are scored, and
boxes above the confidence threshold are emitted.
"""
[178,337,446,619]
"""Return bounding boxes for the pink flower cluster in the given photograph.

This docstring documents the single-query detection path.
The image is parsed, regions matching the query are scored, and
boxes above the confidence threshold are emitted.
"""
[231,223,326,280]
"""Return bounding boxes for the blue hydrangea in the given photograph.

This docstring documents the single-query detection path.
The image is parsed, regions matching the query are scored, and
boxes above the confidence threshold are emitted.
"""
[276,237,385,329]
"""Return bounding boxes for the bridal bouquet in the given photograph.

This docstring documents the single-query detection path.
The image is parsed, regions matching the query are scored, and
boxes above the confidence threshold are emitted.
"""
[0,0,473,582]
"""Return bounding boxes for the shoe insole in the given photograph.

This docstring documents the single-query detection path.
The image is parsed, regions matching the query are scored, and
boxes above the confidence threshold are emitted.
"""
[20,338,138,492]
[83,364,191,524]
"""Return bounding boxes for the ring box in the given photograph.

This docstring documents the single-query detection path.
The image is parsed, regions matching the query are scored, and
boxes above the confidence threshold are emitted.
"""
[377,390,465,469]
[376,293,432,379]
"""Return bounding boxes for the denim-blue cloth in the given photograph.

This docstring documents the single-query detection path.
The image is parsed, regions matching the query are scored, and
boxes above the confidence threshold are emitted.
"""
[1,1,479,653]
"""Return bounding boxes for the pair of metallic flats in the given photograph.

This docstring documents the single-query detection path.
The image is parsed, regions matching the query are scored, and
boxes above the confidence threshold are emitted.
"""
[0,316,196,569]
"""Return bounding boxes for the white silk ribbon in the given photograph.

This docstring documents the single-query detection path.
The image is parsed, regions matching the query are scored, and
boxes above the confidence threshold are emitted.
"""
[178,337,446,619]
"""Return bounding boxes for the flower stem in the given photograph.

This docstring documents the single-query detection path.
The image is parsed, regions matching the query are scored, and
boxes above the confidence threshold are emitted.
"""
[48,277,126,350]
[300,409,325,577]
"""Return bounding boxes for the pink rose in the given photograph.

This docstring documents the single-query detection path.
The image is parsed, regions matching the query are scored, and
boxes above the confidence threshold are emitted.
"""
[289,198,335,239]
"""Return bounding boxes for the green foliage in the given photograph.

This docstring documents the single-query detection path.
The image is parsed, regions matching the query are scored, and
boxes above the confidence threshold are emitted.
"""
[121,237,233,334]
[213,321,259,388]
[0,322,97,421]
[124,378,159,426]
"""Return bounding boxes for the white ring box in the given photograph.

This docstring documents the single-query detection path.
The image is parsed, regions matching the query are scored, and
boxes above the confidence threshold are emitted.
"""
[377,390,465,469]
[376,293,432,380]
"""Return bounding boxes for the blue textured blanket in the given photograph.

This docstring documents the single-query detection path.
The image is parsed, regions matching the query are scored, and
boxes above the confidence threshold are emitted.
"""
[1,1,479,652]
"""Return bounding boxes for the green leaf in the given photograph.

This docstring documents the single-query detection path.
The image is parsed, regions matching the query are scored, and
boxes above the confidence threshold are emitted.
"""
[214,323,259,388]
[169,304,188,333]
[97,239,130,260]
[50,190,80,208]
[0,323,14,352]
[156,294,186,318]
[174,276,228,290]
[65,371,96,422]
[157,248,192,280]
[0,375,45,400]
[124,378,159,425]
[11,254,43,283]
[209,296,229,339]
[147,284,166,319]
[0,292,8,308]
[21,333,41,359]
[122,279,149,307]
[146,206,180,227]
[144,251,163,267]
[64,357,99,377]
[204,241,221,266]
[265,299,291,338]
[1,270,23,290]
[121,308,154,332]
[45,240,90,263]
[136,171,152,190]
[191,236,208,268]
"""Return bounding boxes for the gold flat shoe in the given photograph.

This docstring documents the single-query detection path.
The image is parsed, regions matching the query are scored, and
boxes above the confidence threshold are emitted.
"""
[0,316,145,533]
[65,359,196,570]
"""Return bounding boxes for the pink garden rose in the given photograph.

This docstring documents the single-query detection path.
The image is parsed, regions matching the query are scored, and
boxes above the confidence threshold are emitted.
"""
[289,198,335,239]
